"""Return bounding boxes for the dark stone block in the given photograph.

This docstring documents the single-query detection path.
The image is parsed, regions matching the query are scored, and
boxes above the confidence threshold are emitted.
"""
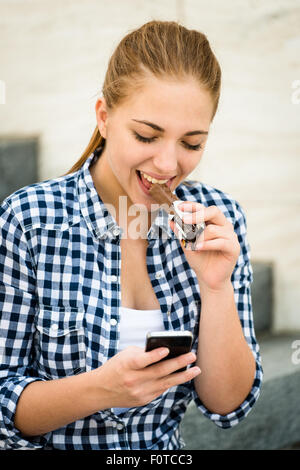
[252,261,273,333]
[0,137,38,204]
[181,334,300,449]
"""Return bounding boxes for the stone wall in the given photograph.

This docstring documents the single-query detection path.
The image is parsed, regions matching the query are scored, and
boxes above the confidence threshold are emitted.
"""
[0,0,299,331]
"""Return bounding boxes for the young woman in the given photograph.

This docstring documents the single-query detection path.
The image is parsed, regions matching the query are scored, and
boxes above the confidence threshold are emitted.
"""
[0,20,263,450]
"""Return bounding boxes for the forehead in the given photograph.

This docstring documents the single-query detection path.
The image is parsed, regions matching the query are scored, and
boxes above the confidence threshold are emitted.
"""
[114,76,214,127]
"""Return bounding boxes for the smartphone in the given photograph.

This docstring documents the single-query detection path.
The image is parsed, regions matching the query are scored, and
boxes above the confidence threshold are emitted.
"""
[145,331,193,372]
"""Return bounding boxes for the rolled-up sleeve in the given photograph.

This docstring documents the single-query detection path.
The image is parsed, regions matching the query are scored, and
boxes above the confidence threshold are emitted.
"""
[0,199,51,449]
[191,200,263,428]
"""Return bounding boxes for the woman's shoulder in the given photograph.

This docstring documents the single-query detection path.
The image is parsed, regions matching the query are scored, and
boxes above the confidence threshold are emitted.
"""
[0,171,79,232]
[175,179,248,228]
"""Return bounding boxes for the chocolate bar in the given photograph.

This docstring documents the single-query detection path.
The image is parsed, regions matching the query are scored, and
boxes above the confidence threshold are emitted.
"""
[149,183,205,248]
[149,182,180,215]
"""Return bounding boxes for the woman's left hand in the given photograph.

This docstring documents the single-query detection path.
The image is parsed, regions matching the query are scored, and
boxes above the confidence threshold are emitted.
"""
[169,201,241,292]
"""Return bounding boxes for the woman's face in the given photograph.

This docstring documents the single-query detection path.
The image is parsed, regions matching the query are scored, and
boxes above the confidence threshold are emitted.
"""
[95,76,214,213]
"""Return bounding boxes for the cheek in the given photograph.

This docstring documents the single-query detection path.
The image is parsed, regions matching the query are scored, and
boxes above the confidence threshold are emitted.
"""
[124,147,152,173]
[187,151,203,170]
[178,157,197,176]
[109,144,143,180]
[172,156,200,187]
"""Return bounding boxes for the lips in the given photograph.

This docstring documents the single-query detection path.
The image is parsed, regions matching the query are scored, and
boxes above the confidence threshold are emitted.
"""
[139,170,152,190]
[136,170,175,190]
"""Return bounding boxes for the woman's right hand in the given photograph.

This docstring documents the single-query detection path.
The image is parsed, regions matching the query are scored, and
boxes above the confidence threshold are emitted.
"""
[91,346,201,408]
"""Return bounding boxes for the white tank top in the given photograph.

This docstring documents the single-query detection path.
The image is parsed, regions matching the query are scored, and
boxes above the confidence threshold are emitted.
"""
[113,305,165,415]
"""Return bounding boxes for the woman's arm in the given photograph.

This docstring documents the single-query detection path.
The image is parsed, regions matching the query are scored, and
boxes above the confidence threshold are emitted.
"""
[193,281,256,415]
[14,369,108,437]
[169,199,261,418]
[15,357,157,437]
[14,346,199,437]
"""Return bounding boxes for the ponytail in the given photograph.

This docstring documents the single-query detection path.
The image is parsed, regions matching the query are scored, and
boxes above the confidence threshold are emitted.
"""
[64,127,105,175]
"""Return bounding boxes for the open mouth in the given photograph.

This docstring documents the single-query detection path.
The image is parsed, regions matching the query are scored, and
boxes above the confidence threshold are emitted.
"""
[136,170,153,190]
[136,170,175,192]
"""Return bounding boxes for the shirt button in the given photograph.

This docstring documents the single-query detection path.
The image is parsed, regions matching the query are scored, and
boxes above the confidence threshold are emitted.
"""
[116,423,124,431]
[112,227,121,237]
[155,272,163,279]
[51,324,59,331]
[111,275,118,282]
[110,318,118,326]
[167,310,171,316]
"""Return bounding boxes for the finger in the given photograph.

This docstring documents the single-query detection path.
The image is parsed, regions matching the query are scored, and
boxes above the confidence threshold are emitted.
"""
[180,223,232,251]
[203,205,228,226]
[136,347,170,370]
[178,202,227,227]
[174,201,205,225]
[176,201,203,213]
[153,352,197,378]
[195,237,238,254]
[202,223,233,242]
[161,366,201,390]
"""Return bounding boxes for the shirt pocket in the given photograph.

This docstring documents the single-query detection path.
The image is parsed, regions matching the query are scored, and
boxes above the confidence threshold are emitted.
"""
[34,307,86,380]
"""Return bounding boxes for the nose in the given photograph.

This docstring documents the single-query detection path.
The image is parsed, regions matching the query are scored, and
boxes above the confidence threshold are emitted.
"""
[152,143,178,176]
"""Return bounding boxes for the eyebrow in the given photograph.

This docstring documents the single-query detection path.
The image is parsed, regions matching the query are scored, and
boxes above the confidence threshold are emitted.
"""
[131,119,208,136]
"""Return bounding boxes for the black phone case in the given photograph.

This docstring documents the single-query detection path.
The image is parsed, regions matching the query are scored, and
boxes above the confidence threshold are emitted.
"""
[145,335,193,372]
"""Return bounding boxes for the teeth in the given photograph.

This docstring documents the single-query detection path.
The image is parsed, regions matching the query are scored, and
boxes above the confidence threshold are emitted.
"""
[140,171,169,185]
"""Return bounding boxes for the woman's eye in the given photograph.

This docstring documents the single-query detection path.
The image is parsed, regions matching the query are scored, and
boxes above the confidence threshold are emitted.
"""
[182,142,203,151]
[133,132,156,144]
[133,131,202,151]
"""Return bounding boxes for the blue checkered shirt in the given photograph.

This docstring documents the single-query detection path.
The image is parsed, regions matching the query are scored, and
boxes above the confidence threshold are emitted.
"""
[0,150,263,450]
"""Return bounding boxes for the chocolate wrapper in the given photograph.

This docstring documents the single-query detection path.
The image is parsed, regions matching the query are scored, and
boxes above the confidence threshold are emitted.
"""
[149,183,205,249]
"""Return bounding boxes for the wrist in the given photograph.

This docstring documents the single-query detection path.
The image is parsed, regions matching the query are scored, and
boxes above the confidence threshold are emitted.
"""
[86,367,113,411]
[198,279,234,297]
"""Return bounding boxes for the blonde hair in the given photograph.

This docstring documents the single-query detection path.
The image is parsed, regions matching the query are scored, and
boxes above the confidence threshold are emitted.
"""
[66,20,221,175]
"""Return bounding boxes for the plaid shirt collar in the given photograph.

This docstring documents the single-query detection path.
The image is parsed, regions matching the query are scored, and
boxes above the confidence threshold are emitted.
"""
[77,150,174,242]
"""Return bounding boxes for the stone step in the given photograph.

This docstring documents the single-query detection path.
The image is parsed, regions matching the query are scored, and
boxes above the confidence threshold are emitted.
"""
[251,261,273,333]
[181,333,300,450]
[0,138,38,204]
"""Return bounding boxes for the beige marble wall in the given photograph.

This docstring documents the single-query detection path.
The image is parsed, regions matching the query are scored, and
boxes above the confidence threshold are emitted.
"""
[0,0,299,331]
[184,0,300,332]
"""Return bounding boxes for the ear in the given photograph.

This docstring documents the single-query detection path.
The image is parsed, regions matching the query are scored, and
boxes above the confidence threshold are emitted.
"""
[95,97,108,138]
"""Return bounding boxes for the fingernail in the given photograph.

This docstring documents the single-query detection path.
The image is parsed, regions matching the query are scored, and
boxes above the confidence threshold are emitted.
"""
[182,214,194,222]
[174,201,185,209]
[159,348,169,356]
